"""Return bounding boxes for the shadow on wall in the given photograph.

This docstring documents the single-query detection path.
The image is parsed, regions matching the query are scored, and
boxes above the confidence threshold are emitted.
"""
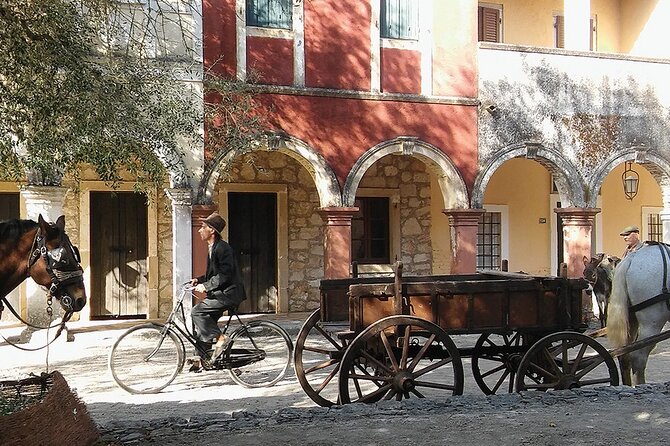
[480,60,670,178]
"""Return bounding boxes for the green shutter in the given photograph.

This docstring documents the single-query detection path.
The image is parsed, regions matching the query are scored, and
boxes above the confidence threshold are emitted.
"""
[381,0,419,40]
[246,0,292,30]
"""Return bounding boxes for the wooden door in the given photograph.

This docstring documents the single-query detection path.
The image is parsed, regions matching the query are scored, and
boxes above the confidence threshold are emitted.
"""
[228,192,277,313]
[90,192,148,319]
[0,193,20,323]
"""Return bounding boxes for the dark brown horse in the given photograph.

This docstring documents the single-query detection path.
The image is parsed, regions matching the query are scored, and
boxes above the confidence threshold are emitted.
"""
[583,253,620,328]
[0,215,87,321]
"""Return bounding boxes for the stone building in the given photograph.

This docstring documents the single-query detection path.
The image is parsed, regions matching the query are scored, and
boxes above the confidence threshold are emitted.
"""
[2,0,669,325]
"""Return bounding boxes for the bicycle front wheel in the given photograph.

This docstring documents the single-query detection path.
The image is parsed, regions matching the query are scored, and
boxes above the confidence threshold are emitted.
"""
[226,320,293,388]
[109,323,185,394]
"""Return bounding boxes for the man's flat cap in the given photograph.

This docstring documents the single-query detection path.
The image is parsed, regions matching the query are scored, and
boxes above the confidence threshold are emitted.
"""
[619,225,640,236]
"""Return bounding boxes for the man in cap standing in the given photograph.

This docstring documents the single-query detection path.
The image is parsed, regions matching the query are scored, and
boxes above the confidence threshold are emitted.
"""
[620,225,644,258]
[189,212,246,371]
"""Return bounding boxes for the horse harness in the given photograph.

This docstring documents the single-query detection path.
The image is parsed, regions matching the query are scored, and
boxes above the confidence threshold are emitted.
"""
[629,241,670,313]
[27,227,84,309]
[0,226,84,350]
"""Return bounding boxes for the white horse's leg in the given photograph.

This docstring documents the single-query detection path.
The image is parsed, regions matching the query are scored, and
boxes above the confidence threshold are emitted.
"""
[629,347,651,385]
[618,355,633,386]
[631,310,667,386]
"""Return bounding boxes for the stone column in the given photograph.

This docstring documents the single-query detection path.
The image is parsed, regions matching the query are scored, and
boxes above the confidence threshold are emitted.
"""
[317,207,358,279]
[555,207,599,278]
[556,207,600,322]
[19,185,68,328]
[564,0,591,51]
[191,204,217,303]
[442,209,485,274]
[165,188,193,314]
[660,209,670,244]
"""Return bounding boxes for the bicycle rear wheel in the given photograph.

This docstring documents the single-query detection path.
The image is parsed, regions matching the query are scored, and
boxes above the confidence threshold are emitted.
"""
[109,323,185,394]
[226,320,293,388]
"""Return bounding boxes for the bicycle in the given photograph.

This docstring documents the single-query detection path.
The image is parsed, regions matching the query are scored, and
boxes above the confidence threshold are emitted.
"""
[108,283,294,394]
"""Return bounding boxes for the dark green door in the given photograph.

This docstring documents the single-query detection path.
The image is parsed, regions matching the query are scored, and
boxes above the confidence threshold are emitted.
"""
[228,192,277,313]
[90,192,148,319]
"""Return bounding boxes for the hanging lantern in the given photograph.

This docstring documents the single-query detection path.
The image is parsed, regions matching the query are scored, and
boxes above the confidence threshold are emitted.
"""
[622,161,639,200]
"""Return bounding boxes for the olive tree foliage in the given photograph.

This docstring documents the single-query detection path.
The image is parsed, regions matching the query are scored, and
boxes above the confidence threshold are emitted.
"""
[0,0,204,190]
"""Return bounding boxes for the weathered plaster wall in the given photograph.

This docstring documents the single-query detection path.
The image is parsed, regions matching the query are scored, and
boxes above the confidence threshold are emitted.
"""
[479,47,670,196]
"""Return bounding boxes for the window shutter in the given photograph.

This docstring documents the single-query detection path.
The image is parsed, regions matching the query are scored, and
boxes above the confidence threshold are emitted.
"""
[478,6,500,42]
[381,0,419,40]
[246,0,292,29]
[554,15,565,48]
[590,17,596,50]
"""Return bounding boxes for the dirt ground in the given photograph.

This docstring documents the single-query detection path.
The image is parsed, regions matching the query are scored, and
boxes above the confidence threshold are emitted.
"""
[2,320,670,445]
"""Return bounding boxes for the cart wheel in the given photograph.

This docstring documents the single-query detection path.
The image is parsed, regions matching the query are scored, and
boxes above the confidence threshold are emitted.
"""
[514,331,619,392]
[294,309,347,407]
[338,315,464,404]
[472,332,526,395]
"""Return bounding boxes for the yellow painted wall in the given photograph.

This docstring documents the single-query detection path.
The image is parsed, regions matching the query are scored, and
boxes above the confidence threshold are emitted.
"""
[620,0,670,57]
[592,0,621,52]
[496,0,564,48]
[431,174,452,274]
[599,162,662,256]
[483,158,552,275]
[488,0,663,55]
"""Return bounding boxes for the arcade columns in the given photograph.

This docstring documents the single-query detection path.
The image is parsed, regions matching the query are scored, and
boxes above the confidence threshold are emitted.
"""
[318,207,358,279]
[20,186,69,329]
[190,204,217,313]
[554,207,600,278]
[442,209,486,274]
[165,188,193,311]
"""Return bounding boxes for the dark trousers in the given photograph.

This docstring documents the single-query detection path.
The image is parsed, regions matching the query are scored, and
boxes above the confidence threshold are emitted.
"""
[191,297,231,358]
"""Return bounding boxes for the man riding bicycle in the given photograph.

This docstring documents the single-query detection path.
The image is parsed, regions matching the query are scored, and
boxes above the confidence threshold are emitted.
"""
[189,212,246,372]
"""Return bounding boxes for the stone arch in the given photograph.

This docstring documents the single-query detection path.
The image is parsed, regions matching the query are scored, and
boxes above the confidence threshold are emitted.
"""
[471,142,586,208]
[197,135,342,207]
[342,137,469,209]
[588,148,670,208]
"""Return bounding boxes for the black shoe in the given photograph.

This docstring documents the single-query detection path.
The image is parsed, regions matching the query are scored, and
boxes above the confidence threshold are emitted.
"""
[187,357,210,373]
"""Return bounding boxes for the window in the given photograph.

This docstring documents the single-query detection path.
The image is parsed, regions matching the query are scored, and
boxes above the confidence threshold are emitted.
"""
[477,211,502,270]
[478,3,502,43]
[246,0,292,30]
[380,0,419,40]
[554,15,565,48]
[642,207,663,242]
[352,197,390,264]
[554,14,597,50]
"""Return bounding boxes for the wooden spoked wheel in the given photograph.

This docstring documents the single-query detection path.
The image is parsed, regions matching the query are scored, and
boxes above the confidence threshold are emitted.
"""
[338,315,464,404]
[294,309,347,407]
[471,332,527,395]
[514,331,619,392]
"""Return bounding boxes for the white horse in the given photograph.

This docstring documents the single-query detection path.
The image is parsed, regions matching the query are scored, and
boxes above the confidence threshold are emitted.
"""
[608,243,670,386]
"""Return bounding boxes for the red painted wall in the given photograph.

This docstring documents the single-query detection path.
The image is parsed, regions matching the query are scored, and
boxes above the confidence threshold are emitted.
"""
[304,0,371,90]
[255,94,478,191]
[381,48,421,94]
[247,36,293,85]
[203,0,236,77]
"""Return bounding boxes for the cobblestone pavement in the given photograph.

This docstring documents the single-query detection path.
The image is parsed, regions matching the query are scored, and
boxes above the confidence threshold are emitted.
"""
[2,317,670,445]
[97,385,670,446]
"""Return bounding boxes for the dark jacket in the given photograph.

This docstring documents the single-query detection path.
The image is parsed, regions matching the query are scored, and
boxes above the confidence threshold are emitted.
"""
[197,238,241,298]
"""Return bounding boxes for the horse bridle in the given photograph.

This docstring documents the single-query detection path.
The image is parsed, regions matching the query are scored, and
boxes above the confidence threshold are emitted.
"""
[27,227,84,314]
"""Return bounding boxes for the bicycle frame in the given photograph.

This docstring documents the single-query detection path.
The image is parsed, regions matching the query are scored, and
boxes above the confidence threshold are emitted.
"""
[109,283,293,393]
[161,284,264,364]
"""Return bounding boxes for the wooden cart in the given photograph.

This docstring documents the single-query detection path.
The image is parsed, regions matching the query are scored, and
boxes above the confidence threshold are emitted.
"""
[294,263,619,406]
